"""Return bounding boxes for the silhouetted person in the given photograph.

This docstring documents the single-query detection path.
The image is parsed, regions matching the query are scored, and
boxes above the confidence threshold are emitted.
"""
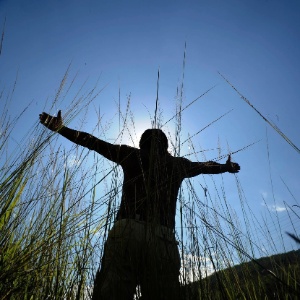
[39,110,240,300]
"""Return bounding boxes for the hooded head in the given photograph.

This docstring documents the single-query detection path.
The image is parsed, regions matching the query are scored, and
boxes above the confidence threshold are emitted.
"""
[139,129,168,153]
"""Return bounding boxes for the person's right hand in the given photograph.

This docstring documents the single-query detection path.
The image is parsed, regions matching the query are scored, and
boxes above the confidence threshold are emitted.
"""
[39,110,63,131]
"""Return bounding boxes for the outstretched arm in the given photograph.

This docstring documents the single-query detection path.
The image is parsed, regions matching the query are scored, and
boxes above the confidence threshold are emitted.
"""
[39,110,127,163]
[183,155,240,178]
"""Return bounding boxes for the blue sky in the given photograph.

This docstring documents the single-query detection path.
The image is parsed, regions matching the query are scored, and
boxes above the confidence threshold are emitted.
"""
[1,0,300,258]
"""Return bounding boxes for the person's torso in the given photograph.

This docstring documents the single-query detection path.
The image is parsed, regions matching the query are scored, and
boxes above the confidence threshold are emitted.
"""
[117,148,185,229]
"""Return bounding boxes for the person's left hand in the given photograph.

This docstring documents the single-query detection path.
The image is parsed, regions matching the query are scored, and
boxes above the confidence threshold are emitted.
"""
[226,155,240,173]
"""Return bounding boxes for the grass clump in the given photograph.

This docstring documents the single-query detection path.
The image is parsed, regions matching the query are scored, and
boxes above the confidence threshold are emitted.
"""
[0,72,104,299]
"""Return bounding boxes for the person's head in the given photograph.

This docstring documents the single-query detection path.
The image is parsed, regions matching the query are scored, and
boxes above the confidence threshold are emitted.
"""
[139,129,168,153]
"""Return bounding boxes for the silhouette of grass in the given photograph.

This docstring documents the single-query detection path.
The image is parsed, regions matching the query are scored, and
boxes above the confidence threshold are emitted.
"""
[1,59,299,299]
[0,17,5,56]
[219,72,300,154]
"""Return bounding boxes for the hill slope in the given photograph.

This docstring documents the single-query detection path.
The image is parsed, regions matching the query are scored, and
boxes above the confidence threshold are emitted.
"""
[184,250,300,300]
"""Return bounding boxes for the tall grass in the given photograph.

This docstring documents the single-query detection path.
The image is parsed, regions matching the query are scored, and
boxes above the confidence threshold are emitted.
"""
[1,63,299,299]
[0,68,108,299]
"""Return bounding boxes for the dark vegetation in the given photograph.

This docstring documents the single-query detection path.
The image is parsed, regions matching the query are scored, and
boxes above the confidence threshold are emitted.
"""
[185,250,300,299]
